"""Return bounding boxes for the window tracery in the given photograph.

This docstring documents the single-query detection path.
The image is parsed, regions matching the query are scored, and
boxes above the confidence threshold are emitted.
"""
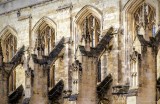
[4,34,17,62]
[35,26,55,55]
[80,15,100,47]
[134,3,156,37]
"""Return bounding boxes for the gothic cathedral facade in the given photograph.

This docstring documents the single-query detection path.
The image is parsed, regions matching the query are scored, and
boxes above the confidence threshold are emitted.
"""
[0,0,160,104]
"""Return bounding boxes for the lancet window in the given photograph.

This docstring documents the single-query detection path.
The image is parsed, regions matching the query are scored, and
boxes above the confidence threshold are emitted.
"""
[35,26,55,55]
[134,3,156,38]
[80,15,100,47]
[4,34,17,62]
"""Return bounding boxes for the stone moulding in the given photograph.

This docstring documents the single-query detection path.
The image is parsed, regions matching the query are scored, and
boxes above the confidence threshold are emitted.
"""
[56,3,73,11]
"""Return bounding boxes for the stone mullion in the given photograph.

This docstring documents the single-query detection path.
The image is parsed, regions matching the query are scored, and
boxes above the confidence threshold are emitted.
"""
[48,28,52,53]
[9,38,12,61]
[44,29,47,55]
[95,19,99,46]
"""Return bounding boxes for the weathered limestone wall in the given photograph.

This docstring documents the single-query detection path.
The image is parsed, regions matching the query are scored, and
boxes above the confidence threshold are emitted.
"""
[77,56,97,104]
[137,47,156,104]
[0,0,159,104]
[0,69,8,104]
[29,63,48,104]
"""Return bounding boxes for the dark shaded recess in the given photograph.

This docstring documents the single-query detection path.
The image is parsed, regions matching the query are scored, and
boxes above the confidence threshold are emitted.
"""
[79,46,97,57]
[155,29,160,45]
[137,34,160,48]
[157,77,160,88]
[32,37,65,65]
[69,94,78,101]
[22,98,30,104]
[97,74,112,98]
[8,85,24,103]
[48,80,64,101]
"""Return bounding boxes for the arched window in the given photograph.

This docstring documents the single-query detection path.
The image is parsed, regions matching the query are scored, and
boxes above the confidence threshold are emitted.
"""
[134,3,156,39]
[9,65,25,94]
[80,15,100,47]
[36,26,55,55]
[0,26,18,94]
[4,34,17,62]
[75,5,102,48]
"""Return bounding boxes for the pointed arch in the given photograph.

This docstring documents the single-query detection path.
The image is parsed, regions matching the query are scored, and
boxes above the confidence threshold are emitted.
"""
[75,5,102,24]
[0,25,17,40]
[74,5,103,48]
[122,0,158,44]
[32,16,57,34]
[124,0,156,13]
[0,25,17,62]
[31,17,57,53]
